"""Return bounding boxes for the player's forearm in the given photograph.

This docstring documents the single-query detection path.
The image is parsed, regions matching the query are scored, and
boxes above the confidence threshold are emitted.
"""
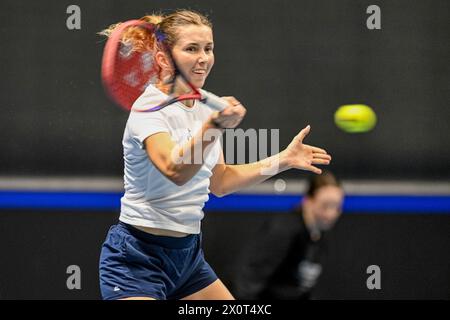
[169,121,223,186]
[218,151,291,196]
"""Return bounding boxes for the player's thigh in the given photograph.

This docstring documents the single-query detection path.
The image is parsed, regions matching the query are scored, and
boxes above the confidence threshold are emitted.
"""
[181,279,234,300]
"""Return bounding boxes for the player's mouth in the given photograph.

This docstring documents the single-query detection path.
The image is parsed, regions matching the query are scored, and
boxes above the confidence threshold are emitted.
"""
[192,69,207,75]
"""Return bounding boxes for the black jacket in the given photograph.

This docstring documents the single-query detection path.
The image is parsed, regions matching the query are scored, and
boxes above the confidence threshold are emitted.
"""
[233,210,328,300]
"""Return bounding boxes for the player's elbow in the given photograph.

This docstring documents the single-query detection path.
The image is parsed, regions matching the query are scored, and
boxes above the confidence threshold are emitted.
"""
[165,169,189,186]
[166,163,198,186]
[210,185,228,197]
[172,177,190,186]
[211,190,225,197]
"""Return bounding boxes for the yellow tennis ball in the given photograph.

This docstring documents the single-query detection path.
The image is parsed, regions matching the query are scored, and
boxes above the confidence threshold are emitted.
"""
[334,104,377,133]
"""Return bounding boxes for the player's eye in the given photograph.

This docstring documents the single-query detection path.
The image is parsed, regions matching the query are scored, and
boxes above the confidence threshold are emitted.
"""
[185,46,197,52]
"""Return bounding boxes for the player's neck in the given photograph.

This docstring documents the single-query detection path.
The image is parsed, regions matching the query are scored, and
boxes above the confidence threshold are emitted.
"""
[183,100,195,108]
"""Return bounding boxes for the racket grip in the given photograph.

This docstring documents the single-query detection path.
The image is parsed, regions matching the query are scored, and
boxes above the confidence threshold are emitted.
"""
[199,89,228,111]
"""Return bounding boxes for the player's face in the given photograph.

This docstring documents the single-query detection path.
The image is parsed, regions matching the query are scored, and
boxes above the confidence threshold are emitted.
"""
[171,24,214,88]
[309,186,344,231]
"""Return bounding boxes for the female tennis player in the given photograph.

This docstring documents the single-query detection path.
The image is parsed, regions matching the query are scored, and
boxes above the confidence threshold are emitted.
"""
[99,10,331,300]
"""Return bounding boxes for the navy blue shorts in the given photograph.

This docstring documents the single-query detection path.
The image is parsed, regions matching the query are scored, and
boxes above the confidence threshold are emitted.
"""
[99,222,218,300]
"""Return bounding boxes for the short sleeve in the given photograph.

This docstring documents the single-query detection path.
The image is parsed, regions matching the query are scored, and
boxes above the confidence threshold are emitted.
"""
[126,85,171,149]
[127,111,170,149]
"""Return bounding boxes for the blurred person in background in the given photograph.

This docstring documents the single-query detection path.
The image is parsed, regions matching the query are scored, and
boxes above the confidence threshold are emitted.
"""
[233,171,344,300]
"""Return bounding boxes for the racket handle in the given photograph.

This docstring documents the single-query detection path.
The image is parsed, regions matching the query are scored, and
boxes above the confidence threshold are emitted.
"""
[199,89,228,111]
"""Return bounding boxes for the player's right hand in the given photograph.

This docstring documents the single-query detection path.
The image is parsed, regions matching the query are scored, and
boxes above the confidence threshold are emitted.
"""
[210,96,246,129]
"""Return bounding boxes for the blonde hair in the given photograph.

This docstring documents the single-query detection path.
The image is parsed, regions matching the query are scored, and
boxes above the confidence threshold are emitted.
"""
[99,10,212,53]
[99,10,212,91]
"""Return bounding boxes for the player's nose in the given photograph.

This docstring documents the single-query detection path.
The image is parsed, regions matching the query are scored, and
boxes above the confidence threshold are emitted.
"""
[197,51,209,63]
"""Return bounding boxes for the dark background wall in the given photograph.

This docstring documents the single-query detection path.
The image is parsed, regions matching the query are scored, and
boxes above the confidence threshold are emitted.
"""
[0,0,449,300]
[0,0,449,179]
[0,210,449,300]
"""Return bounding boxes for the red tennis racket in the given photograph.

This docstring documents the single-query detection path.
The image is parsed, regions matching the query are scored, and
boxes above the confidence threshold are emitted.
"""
[101,20,228,112]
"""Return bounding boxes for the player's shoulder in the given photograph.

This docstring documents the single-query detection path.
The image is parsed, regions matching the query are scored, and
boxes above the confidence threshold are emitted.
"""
[127,86,171,121]
[131,84,165,112]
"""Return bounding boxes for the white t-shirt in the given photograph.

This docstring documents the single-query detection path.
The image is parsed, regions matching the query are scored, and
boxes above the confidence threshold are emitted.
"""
[119,85,222,234]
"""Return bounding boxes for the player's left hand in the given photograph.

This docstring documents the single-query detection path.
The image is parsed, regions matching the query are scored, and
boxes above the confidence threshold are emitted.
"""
[282,125,331,174]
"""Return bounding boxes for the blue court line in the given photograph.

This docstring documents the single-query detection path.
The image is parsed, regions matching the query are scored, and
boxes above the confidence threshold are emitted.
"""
[0,191,120,211]
[0,191,450,213]
[207,194,450,213]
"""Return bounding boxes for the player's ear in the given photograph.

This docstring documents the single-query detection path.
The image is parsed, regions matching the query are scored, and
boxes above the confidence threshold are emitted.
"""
[155,51,172,70]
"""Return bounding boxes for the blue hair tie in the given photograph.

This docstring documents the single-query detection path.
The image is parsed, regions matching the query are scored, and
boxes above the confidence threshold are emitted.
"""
[155,29,166,42]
